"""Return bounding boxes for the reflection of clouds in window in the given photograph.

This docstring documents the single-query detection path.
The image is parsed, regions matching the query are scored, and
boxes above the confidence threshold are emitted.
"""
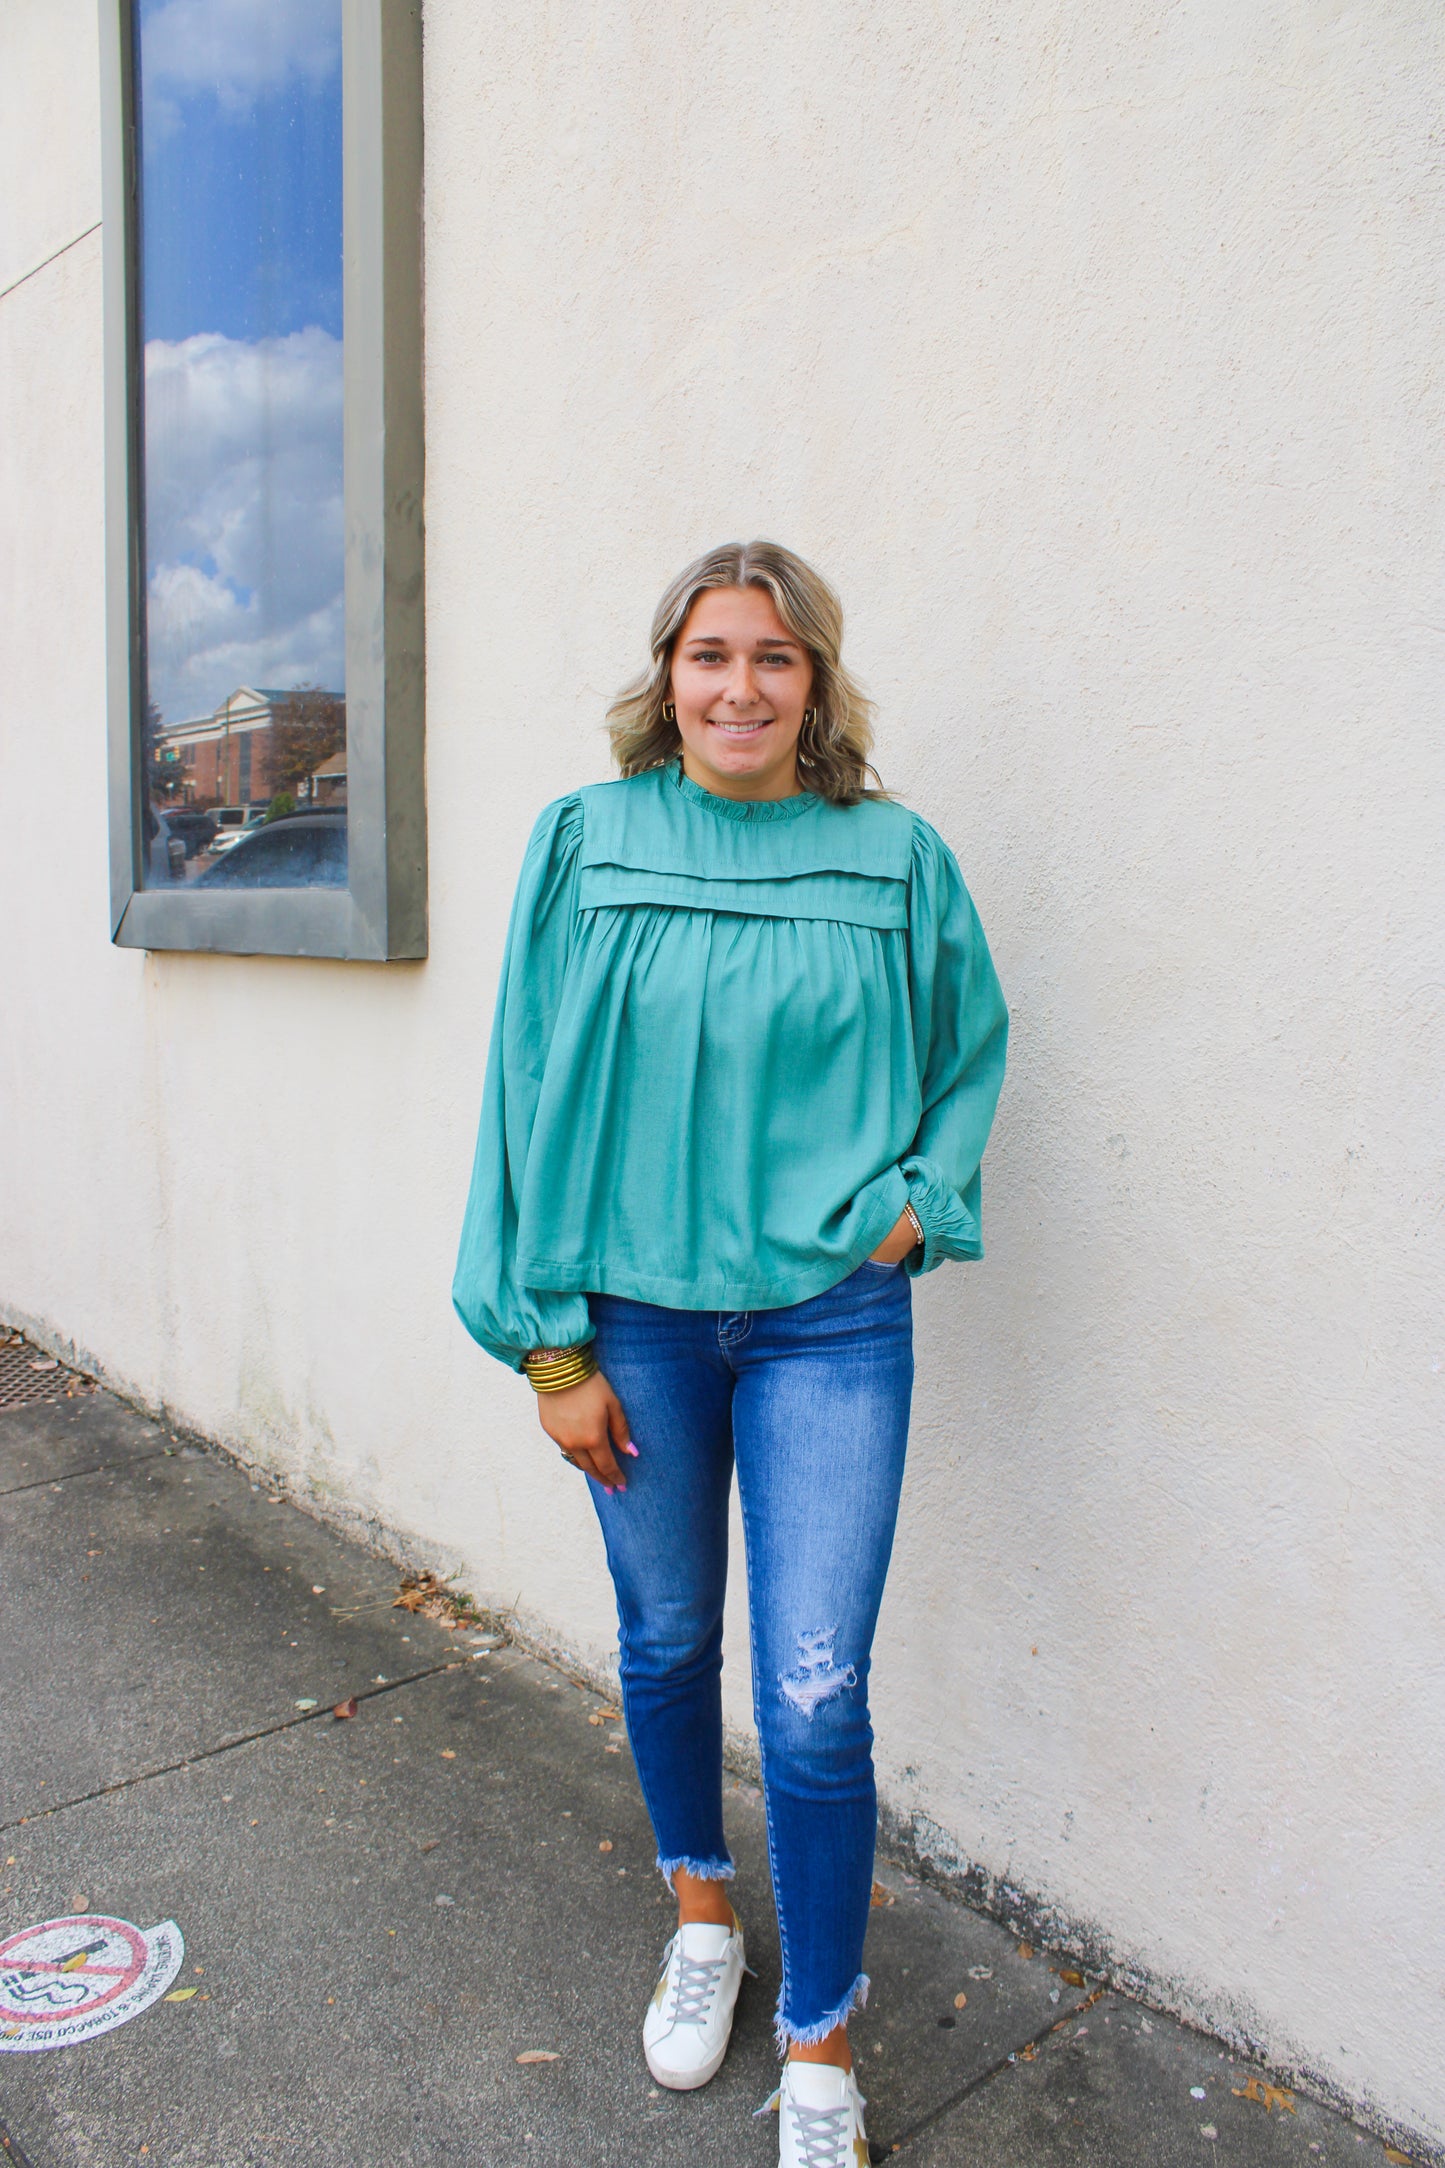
[144,328,343,721]
[139,0,339,137]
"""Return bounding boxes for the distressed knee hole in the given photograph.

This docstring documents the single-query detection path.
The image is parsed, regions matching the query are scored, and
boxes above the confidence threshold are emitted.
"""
[778,1626,857,1717]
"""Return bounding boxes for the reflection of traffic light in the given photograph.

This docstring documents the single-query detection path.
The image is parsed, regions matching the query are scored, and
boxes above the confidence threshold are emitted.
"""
[145,742,185,805]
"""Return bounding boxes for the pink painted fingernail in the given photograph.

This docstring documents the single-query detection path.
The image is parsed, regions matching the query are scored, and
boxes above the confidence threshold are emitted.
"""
[622,1443,639,1457]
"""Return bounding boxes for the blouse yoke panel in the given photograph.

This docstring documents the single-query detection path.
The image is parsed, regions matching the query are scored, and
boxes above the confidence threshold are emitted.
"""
[578,768,915,926]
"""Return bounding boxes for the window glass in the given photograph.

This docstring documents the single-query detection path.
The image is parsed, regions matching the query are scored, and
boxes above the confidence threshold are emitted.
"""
[134,0,346,888]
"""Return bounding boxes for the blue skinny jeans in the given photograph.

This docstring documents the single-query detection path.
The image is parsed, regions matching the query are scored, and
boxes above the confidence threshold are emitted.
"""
[585,1260,914,2050]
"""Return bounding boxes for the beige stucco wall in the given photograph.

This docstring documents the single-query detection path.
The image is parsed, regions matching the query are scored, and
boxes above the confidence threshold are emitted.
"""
[3,0,1442,2147]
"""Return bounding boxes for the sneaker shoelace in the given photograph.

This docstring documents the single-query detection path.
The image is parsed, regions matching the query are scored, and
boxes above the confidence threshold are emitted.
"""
[786,2098,853,2168]
[668,1947,728,2026]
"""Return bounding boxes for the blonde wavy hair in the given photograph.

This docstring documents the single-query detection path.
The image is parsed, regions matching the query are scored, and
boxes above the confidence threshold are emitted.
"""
[606,541,880,805]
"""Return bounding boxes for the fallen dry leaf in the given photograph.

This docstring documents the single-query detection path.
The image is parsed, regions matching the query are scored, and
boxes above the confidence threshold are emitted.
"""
[516,2051,559,2065]
[394,1571,446,1614]
[1018,1943,1034,1961]
[333,1697,358,1720]
[953,1992,967,2010]
[1232,2077,1296,2115]
[598,1840,613,1853]
[440,1749,457,1760]
[1384,2149,1412,2164]
[1019,2043,1037,2062]
[870,1882,896,1908]
[588,1710,622,1727]
[163,1987,198,2003]
[394,1571,489,1631]
[1057,1968,1085,1988]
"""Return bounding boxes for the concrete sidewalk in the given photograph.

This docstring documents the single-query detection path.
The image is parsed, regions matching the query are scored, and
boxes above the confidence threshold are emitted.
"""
[0,1381,1397,2167]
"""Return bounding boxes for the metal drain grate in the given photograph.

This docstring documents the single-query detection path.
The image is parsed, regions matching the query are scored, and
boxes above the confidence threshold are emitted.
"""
[0,1333,95,1410]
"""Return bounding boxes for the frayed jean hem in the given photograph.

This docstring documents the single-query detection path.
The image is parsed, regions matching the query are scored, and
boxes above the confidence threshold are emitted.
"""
[656,1853,735,1893]
[774,1971,869,2054]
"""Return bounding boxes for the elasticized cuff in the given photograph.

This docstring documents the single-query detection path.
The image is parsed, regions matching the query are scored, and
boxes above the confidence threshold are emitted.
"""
[900,1157,981,1274]
[501,1325,597,1375]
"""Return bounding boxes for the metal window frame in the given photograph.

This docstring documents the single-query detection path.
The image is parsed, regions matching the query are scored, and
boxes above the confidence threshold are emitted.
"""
[100,0,426,960]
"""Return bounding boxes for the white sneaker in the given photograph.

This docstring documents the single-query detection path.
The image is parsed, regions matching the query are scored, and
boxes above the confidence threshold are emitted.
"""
[762,2059,870,2168]
[642,1910,747,2090]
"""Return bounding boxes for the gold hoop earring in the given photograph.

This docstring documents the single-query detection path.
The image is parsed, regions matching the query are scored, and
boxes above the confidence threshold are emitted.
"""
[662,701,677,724]
[802,707,817,729]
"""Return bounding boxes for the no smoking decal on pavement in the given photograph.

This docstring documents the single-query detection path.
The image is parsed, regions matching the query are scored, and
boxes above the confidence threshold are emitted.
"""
[0,1915,184,2051]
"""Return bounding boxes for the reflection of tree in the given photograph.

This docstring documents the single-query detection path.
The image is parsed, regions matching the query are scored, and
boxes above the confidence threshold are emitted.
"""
[269,686,346,801]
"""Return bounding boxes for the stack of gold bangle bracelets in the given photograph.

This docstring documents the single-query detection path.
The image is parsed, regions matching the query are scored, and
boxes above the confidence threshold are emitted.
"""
[523,1343,599,1394]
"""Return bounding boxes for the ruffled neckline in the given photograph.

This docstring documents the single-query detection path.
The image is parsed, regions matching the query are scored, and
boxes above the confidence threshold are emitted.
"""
[670,760,822,824]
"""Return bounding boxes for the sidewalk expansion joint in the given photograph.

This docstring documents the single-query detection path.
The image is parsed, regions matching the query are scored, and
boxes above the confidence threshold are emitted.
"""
[0,1448,170,1499]
[0,2120,39,2168]
[876,1984,1112,2160]
[0,1659,468,1835]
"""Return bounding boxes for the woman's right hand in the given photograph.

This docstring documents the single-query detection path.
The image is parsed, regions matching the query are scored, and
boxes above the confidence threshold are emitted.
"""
[534,1369,635,1493]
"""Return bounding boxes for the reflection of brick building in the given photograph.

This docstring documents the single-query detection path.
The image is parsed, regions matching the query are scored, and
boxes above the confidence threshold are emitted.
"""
[309,748,348,804]
[155,686,345,808]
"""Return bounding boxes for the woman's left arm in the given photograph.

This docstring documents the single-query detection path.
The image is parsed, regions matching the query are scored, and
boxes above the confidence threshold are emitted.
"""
[893,821,1009,1273]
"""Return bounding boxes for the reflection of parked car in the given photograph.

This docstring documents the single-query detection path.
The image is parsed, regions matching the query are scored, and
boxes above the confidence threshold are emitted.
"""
[206,806,269,855]
[162,808,218,858]
[193,812,347,889]
[145,809,188,884]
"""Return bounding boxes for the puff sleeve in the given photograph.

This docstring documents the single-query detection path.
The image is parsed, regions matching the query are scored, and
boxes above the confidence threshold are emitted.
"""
[452,795,593,1368]
[897,820,1009,1273]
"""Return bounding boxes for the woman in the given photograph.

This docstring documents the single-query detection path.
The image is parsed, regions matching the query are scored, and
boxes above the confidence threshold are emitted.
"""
[454,541,1007,2166]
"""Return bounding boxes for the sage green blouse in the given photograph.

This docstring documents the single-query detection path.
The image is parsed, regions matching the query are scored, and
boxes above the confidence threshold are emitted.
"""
[453,762,1007,1369]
